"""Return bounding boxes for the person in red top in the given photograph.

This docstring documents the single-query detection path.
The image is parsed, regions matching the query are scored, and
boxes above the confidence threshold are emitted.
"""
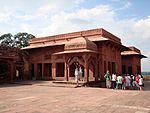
[135,74,140,89]
[122,74,126,90]
[136,74,140,84]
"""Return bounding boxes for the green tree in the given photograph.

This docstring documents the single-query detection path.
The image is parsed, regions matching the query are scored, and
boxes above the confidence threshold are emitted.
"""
[0,32,35,48]
[14,32,35,48]
[0,33,13,47]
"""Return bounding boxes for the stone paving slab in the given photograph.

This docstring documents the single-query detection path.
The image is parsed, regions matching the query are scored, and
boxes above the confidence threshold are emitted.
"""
[9,80,77,88]
[0,81,150,113]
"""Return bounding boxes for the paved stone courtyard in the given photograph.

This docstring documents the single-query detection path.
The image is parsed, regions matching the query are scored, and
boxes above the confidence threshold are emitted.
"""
[0,81,150,113]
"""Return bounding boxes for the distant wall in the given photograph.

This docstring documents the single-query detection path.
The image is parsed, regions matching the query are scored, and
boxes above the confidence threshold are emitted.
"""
[143,75,150,80]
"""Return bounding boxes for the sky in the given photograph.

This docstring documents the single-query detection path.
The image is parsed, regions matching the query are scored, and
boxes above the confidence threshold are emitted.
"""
[0,0,150,71]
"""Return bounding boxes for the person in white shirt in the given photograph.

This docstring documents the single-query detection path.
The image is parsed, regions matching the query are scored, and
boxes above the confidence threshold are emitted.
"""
[125,74,131,89]
[79,65,83,81]
[74,66,79,86]
[111,73,117,89]
[116,74,123,89]
[138,75,144,91]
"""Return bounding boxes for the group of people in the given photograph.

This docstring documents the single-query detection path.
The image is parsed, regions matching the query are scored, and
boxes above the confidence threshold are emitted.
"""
[104,70,144,91]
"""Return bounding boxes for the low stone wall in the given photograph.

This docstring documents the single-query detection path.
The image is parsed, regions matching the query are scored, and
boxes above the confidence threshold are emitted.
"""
[144,75,150,80]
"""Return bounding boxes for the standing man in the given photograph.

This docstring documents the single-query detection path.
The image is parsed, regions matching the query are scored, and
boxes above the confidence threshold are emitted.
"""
[111,72,117,89]
[104,70,111,88]
[79,65,83,81]
[125,74,131,90]
[74,66,79,87]
[116,74,123,89]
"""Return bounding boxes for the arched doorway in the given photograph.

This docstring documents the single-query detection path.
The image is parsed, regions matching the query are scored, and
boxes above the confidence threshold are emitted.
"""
[69,63,76,77]
[0,61,10,82]
[88,55,98,81]
[68,56,85,81]
[69,62,85,80]
[15,67,23,80]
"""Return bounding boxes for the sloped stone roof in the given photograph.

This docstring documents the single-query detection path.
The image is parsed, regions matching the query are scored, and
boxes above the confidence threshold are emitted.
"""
[65,37,98,52]
[121,46,147,58]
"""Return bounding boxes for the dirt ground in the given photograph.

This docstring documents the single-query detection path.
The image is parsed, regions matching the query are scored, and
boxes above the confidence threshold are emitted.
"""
[0,81,150,113]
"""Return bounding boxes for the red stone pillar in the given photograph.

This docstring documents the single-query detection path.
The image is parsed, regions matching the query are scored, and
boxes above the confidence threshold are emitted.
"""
[83,54,90,83]
[95,59,98,81]
[84,59,89,83]
[52,56,56,80]
[82,54,91,83]
[34,64,37,79]
[10,62,14,82]
[42,63,44,79]
[99,59,103,80]
[116,50,122,75]
[64,61,68,81]
[24,56,31,80]
[9,60,16,82]
[101,59,105,80]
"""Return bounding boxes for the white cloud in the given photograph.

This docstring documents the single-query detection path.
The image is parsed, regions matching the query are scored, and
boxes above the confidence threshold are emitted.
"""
[142,51,150,71]
[0,8,12,23]
[35,4,149,44]
[0,13,10,23]
[38,5,115,36]
[133,16,150,39]
[19,23,35,34]
[119,1,131,10]
[36,0,85,18]
[16,15,34,21]
[37,4,58,18]
[74,0,85,4]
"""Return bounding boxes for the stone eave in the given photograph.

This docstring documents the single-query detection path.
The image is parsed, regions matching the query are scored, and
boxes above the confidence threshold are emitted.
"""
[29,28,121,45]
[121,51,147,58]
[53,49,98,55]
[22,36,108,50]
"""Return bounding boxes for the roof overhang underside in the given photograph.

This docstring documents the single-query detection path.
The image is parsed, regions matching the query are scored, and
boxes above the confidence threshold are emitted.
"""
[98,40,129,52]
[53,49,98,55]
[121,51,147,58]
[22,43,65,50]
[22,36,108,50]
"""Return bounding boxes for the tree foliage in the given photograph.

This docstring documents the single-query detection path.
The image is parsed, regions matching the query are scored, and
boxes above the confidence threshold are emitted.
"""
[0,33,13,47]
[0,32,35,48]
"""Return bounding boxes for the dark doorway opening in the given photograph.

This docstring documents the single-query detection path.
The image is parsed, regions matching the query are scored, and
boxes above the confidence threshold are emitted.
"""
[0,61,10,82]
[44,63,52,77]
[37,63,42,78]
[15,67,23,80]
[128,66,132,75]
[56,63,64,77]
[108,61,111,74]
[31,64,34,79]
[69,62,84,78]
[69,63,76,77]
[112,62,116,74]
[122,65,126,74]
[104,61,106,74]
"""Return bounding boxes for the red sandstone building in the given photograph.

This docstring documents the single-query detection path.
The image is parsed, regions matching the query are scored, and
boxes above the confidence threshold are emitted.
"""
[0,46,24,82]
[22,28,146,83]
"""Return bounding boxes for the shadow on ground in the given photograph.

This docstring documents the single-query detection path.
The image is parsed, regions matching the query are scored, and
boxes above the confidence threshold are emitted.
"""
[0,80,150,91]
[0,80,49,88]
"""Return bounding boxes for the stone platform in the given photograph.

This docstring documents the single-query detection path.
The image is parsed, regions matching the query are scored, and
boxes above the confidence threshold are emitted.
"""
[0,80,150,113]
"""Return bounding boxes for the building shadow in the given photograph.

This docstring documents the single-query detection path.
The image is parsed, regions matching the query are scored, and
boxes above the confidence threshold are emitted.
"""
[0,80,51,88]
[0,80,150,91]
[85,80,150,91]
